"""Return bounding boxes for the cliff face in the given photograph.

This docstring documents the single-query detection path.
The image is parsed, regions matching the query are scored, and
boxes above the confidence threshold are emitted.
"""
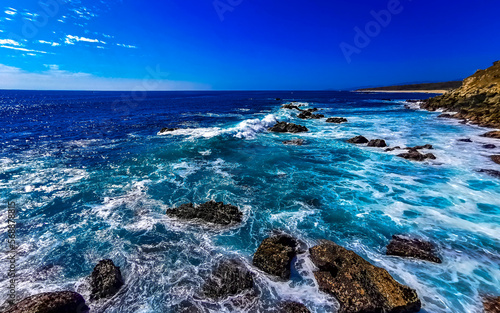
[421,61,500,128]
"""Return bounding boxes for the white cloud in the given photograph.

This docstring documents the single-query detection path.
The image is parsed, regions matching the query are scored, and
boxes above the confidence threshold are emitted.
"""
[64,35,106,45]
[117,43,137,49]
[39,40,61,46]
[0,64,211,91]
[5,10,16,15]
[0,45,49,54]
[0,39,20,46]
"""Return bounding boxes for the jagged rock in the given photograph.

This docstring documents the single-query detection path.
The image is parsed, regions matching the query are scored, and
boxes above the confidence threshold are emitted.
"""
[282,104,302,110]
[269,122,308,133]
[398,151,436,161]
[160,127,179,133]
[347,136,369,144]
[277,301,311,313]
[422,61,500,128]
[4,291,89,313]
[478,169,500,178]
[482,131,500,139]
[491,155,500,164]
[201,260,254,301]
[367,139,387,147]
[172,300,202,313]
[407,144,433,150]
[253,235,299,280]
[386,235,442,263]
[166,201,242,226]
[484,296,500,313]
[282,139,304,146]
[385,146,401,152]
[484,144,497,149]
[326,117,348,124]
[458,138,473,142]
[90,259,124,300]
[297,111,324,119]
[310,240,421,313]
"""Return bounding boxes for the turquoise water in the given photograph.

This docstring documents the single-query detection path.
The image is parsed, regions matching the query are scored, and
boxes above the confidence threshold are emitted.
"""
[0,91,499,312]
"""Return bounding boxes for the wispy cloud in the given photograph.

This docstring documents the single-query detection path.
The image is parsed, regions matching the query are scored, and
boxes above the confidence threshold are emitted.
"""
[5,9,17,16]
[0,64,210,91]
[117,43,137,49]
[0,39,21,46]
[39,40,61,47]
[0,45,49,54]
[64,34,106,45]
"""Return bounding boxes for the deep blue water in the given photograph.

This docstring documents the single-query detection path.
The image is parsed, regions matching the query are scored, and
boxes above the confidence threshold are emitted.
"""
[0,90,499,313]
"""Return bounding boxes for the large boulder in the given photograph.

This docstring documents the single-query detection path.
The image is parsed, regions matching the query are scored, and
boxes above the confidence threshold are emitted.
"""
[491,155,500,165]
[484,296,500,313]
[90,259,124,300]
[277,301,311,313]
[326,117,348,124]
[297,111,324,119]
[269,122,308,133]
[253,235,299,280]
[166,201,243,226]
[201,260,254,301]
[398,150,436,161]
[386,235,442,263]
[482,131,500,139]
[347,136,369,144]
[367,139,387,147]
[4,291,89,313]
[309,240,421,313]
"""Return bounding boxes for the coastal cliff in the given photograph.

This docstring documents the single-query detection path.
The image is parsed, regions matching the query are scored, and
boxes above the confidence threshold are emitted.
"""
[421,61,500,128]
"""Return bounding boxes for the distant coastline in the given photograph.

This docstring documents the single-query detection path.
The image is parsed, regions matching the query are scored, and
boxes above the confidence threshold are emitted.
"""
[355,89,449,94]
[356,81,462,94]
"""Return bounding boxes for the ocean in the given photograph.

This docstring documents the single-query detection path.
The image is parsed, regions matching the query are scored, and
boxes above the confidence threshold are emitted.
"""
[0,90,499,313]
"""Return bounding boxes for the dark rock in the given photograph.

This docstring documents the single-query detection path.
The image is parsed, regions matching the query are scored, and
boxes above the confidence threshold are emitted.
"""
[347,136,369,144]
[483,144,497,149]
[201,260,254,301]
[386,235,442,263]
[437,113,454,118]
[477,169,500,178]
[269,122,308,133]
[367,139,387,147]
[458,138,473,142]
[277,301,311,313]
[482,131,500,139]
[297,111,324,119]
[484,296,500,313]
[282,104,302,110]
[90,259,124,300]
[304,108,319,113]
[309,240,421,313]
[173,300,202,313]
[326,117,348,124]
[282,139,304,146]
[160,127,179,133]
[4,291,89,313]
[398,151,436,161]
[491,155,500,164]
[385,146,401,152]
[406,100,421,103]
[407,144,433,150]
[382,99,392,101]
[166,201,243,226]
[253,235,299,280]
[275,98,281,101]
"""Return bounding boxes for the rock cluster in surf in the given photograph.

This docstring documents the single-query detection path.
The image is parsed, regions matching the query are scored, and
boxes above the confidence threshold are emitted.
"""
[166,200,243,226]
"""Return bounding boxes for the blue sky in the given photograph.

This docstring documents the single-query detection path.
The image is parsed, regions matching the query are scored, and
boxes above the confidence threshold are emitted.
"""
[0,0,499,90]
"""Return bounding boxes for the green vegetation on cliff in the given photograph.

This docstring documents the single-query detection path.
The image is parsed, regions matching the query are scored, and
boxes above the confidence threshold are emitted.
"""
[421,61,500,128]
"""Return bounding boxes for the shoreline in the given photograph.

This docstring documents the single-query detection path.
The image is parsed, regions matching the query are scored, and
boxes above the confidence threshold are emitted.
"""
[355,89,449,94]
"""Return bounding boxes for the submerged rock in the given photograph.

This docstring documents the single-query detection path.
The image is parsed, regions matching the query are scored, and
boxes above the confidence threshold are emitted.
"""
[277,301,311,313]
[309,240,421,313]
[437,113,454,118]
[282,139,305,146]
[491,155,500,164]
[160,127,179,133]
[385,146,401,152]
[166,201,243,226]
[297,111,324,119]
[484,296,500,313]
[398,151,436,161]
[326,117,348,124]
[407,144,433,150]
[269,122,308,133]
[367,139,387,147]
[201,259,254,301]
[90,259,124,300]
[347,136,369,144]
[253,234,299,280]
[483,144,497,149]
[386,235,442,263]
[5,291,89,313]
[478,169,500,178]
[458,138,473,142]
[482,131,500,139]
